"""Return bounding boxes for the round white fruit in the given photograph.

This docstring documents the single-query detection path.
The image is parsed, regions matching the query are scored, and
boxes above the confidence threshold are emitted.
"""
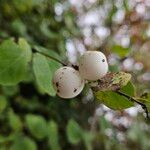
[52,66,85,99]
[79,51,108,81]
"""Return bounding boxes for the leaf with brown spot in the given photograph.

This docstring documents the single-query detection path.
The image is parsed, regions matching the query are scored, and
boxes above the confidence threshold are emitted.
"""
[90,72,131,92]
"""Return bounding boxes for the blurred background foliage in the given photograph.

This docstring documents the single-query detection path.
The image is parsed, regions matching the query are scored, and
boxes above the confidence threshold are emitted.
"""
[0,0,150,149]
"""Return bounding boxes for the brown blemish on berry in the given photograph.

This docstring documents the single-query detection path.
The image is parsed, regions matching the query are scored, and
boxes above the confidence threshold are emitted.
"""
[57,89,60,93]
[56,82,59,87]
[74,88,77,93]
[72,65,79,70]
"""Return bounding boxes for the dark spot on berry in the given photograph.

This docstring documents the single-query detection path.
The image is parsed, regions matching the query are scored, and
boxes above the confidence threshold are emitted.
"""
[60,77,62,79]
[63,67,67,70]
[72,65,79,70]
[102,59,105,62]
[57,89,60,93]
[74,88,77,93]
[62,72,64,74]
[56,82,59,87]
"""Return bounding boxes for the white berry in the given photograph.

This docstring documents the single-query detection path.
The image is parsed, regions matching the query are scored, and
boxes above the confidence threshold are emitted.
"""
[52,66,85,99]
[79,51,108,81]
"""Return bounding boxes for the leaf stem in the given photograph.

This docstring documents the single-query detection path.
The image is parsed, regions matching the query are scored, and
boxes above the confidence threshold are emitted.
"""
[32,48,66,66]
[116,91,150,120]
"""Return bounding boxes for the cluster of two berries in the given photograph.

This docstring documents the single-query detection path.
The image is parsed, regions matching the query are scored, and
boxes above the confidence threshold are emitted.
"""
[52,51,108,99]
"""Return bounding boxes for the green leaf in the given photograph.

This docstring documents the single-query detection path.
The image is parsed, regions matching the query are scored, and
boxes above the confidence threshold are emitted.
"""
[0,146,7,150]
[95,91,134,110]
[12,0,43,12]
[11,19,27,36]
[11,136,37,150]
[82,131,94,150]
[2,85,19,96]
[64,13,75,30]
[8,109,22,131]
[91,72,131,92]
[34,45,61,60]
[40,20,59,39]
[0,96,7,113]
[25,114,47,140]
[33,53,56,96]
[47,121,60,150]
[47,59,62,74]
[120,81,135,97]
[32,0,44,6]
[0,39,31,85]
[66,119,82,144]
[18,38,32,62]
[40,46,62,74]
[112,45,130,58]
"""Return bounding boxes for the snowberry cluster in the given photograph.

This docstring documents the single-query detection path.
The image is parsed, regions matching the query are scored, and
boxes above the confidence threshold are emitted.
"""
[52,51,108,99]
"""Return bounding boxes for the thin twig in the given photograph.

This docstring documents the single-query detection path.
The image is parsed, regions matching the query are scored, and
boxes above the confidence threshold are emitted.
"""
[116,91,150,120]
